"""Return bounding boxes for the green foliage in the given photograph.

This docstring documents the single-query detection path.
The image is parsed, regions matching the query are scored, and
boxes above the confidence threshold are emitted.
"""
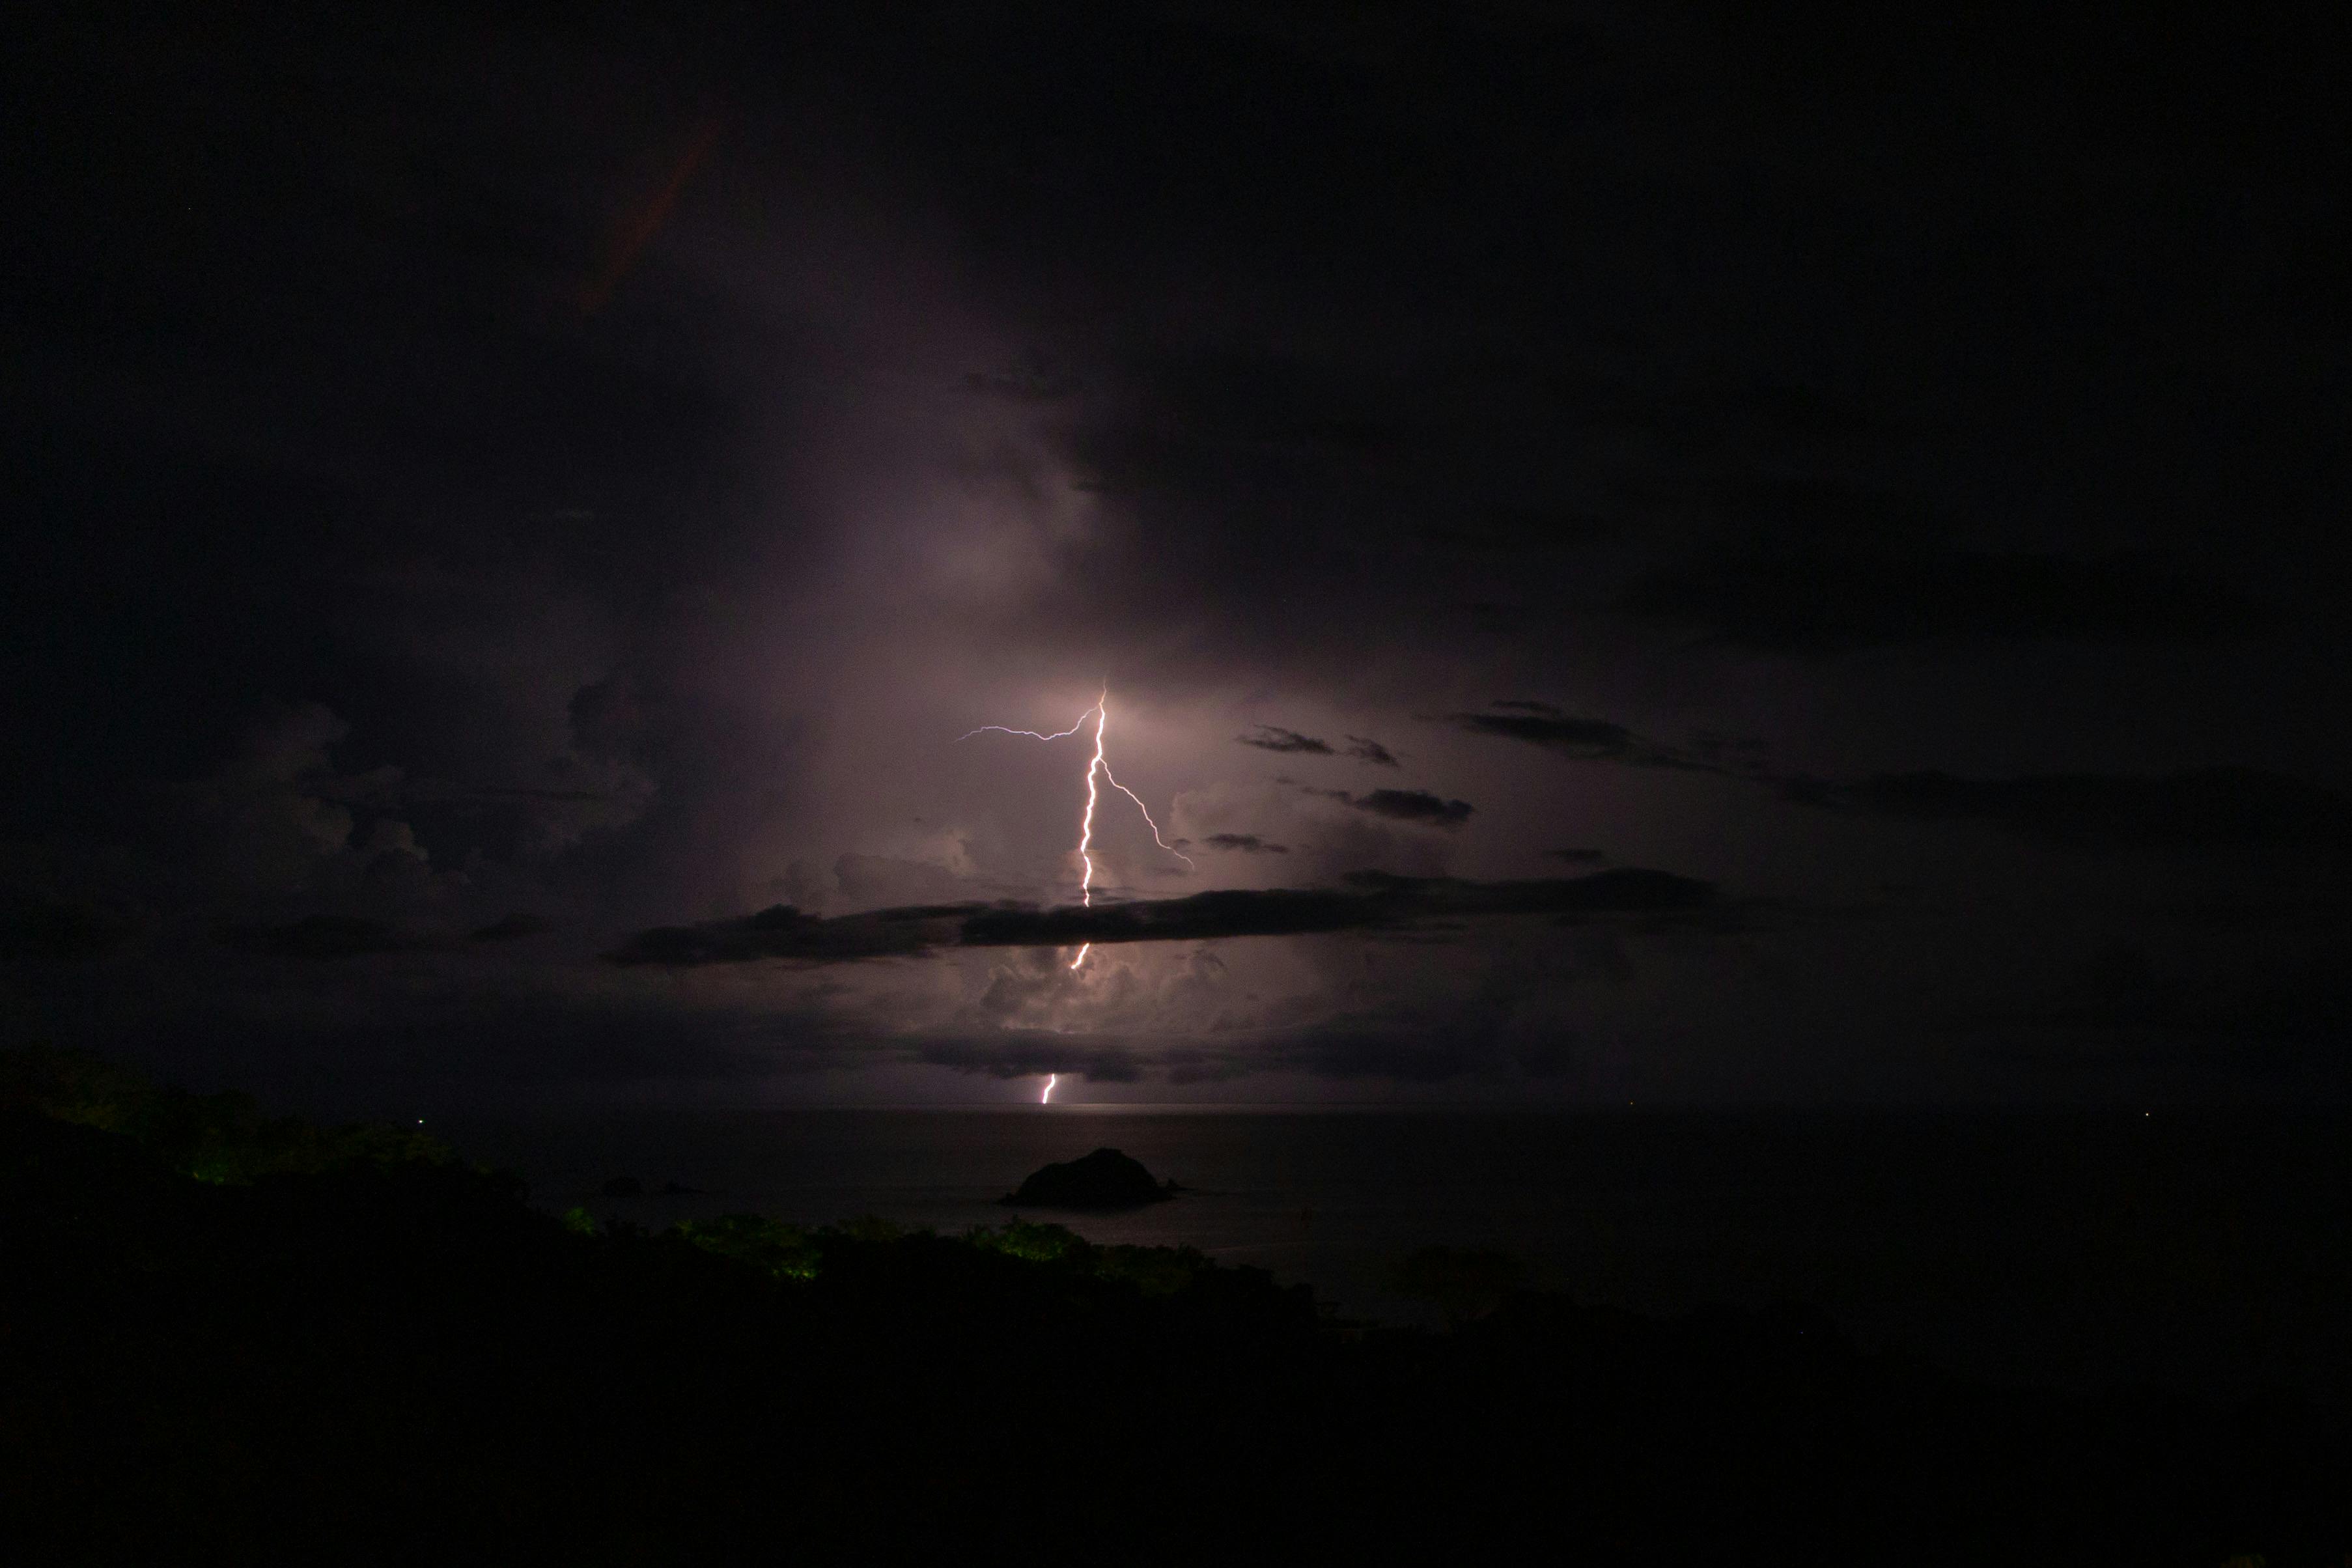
[560,1206,600,1237]
[1093,1240,1213,1297]
[663,1211,1218,1298]
[961,1219,1211,1296]
[675,1213,820,1281]
[966,1217,1089,1265]
[0,1046,455,1183]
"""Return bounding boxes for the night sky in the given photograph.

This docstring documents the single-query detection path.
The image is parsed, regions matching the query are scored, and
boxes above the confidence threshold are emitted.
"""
[10,3,2350,1110]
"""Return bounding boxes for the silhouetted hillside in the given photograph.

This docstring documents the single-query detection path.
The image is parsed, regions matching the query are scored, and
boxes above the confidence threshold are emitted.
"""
[1,1052,2342,1563]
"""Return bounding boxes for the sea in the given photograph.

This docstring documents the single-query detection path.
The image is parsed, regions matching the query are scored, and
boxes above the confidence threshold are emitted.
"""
[434,1105,2352,1403]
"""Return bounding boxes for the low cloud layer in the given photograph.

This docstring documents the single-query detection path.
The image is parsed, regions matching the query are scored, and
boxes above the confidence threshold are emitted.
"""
[1237,727,1399,768]
[1237,725,1332,756]
[1453,707,1638,758]
[1345,789,1475,828]
[609,867,1714,967]
[1203,833,1288,854]
[1449,703,1726,774]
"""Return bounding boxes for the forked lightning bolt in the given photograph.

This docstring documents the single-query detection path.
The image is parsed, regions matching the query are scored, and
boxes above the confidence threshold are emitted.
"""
[959,690,1191,969]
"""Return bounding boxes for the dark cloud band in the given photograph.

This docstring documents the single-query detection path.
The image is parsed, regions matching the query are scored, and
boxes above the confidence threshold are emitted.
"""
[1623,550,2261,654]
[608,866,1714,966]
[1237,724,1334,755]
[1784,769,2352,851]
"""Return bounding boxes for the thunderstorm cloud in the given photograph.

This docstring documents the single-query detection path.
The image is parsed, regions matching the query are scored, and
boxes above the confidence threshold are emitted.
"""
[1238,725,1336,756]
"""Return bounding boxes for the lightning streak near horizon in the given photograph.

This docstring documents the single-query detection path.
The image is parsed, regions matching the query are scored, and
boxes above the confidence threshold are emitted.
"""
[1041,1073,1056,1104]
[958,690,1191,971]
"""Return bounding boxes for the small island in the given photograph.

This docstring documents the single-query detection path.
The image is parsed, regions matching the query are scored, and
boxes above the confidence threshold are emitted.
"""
[1002,1147,1177,1209]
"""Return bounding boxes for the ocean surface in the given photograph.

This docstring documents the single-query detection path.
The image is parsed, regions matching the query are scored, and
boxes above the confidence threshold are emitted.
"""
[435,1106,2352,1401]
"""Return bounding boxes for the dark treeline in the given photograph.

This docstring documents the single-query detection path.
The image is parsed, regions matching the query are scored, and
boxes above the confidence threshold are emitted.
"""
[1,1052,2340,1563]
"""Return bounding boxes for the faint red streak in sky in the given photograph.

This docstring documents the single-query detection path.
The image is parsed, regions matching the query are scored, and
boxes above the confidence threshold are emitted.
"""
[578,115,722,314]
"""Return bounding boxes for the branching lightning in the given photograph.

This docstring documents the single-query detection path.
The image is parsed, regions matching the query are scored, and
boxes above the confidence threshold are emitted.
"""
[955,716,1095,744]
[958,689,1191,970]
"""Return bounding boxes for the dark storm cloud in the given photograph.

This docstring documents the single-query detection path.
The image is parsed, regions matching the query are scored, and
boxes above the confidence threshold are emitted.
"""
[1237,725,1334,756]
[1445,708,2349,857]
[1548,848,1604,865]
[962,350,1084,403]
[608,866,1713,966]
[1455,710,1635,757]
[1203,833,1288,854]
[960,885,1374,947]
[1085,353,1410,472]
[222,916,428,961]
[218,911,549,960]
[1540,377,1894,456]
[305,777,630,818]
[1345,790,1474,828]
[1330,868,1710,919]
[606,903,949,967]
[0,901,135,963]
[1059,354,1410,540]
[17,1,2352,1106]
[468,913,554,944]
[1415,505,1618,557]
[1623,550,2261,654]
[1449,705,1717,773]
[1785,769,2352,852]
[1289,782,1474,827]
[1027,344,1483,683]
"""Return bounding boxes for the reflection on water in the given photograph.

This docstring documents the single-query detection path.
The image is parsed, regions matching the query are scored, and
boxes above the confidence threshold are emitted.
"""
[436,1105,2352,1400]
